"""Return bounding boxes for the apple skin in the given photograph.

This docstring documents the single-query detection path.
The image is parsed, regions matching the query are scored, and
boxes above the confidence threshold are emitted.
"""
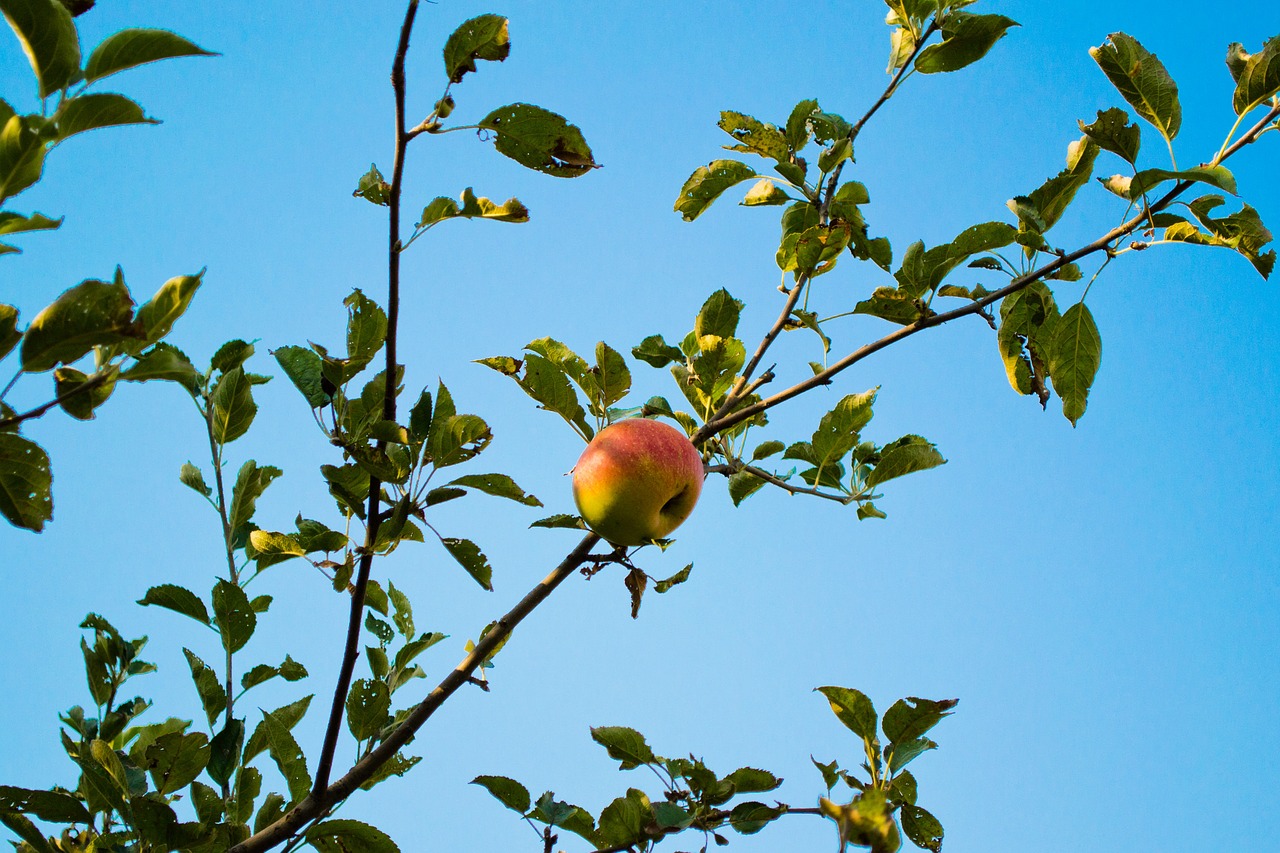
[572,418,704,546]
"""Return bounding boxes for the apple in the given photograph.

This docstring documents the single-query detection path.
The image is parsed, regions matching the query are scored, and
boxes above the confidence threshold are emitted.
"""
[572,417,704,546]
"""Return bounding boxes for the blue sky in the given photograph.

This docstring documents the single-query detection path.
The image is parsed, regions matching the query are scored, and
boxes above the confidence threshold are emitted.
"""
[2,1,1278,851]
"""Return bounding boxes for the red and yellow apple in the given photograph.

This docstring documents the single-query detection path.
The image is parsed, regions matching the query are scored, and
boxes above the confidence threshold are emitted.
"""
[572,418,704,546]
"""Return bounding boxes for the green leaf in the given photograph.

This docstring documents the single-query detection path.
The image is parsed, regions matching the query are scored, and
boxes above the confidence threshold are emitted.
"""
[632,334,684,368]
[696,289,744,340]
[478,103,596,178]
[883,697,958,743]
[785,98,817,151]
[886,737,937,773]
[728,470,765,506]
[0,433,51,531]
[1090,33,1182,142]
[0,787,90,824]
[0,114,48,201]
[0,210,60,241]
[144,731,210,795]
[0,304,19,360]
[901,804,944,853]
[260,710,311,804]
[56,93,156,140]
[1078,107,1140,165]
[725,767,783,794]
[229,460,282,533]
[243,696,311,763]
[183,649,226,727]
[441,537,493,591]
[751,440,786,461]
[811,389,878,475]
[1018,138,1099,233]
[729,801,784,835]
[470,775,530,814]
[387,582,413,638]
[121,342,201,391]
[1048,302,1102,426]
[354,163,390,205]
[530,513,586,530]
[446,473,542,507]
[0,0,80,98]
[816,686,878,741]
[1232,35,1280,116]
[247,530,305,565]
[853,286,925,326]
[529,792,596,840]
[718,110,789,163]
[273,345,328,408]
[1125,165,1237,199]
[866,435,946,488]
[674,159,757,221]
[516,354,591,439]
[456,186,528,222]
[644,802,688,832]
[915,12,1018,74]
[442,14,509,83]
[345,289,387,370]
[21,277,137,372]
[589,726,656,770]
[138,584,209,626]
[0,809,56,853]
[211,578,256,650]
[306,819,401,853]
[358,753,421,792]
[210,368,257,444]
[53,366,115,420]
[584,340,631,410]
[595,789,654,849]
[345,679,390,742]
[654,564,692,593]
[84,27,215,83]
[207,719,244,788]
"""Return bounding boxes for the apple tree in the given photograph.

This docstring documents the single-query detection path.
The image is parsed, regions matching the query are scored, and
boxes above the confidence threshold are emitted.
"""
[1,1,1277,852]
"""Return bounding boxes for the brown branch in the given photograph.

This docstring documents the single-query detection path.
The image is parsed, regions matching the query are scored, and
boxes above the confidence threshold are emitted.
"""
[228,533,602,853]
[0,370,109,430]
[310,0,420,800]
[705,100,1280,438]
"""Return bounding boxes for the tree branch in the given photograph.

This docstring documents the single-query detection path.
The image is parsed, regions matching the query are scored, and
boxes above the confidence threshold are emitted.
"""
[704,100,1280,438]
[310,0,420,800]
[228,532,602,853]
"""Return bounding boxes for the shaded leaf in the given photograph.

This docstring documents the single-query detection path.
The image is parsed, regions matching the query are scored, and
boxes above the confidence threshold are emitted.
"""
[446,472,541,506]
[21,277,136,372]
[901,804,944,852]
[1078,107,1140,164]
[1048,302,1102,426]
[306,819,400,853]
[590,726,656,770]
[442,537,493,590]
[816,686,877,741]
[866,435,946,488]
[0,433,51,531]
[1232,35,1280,116]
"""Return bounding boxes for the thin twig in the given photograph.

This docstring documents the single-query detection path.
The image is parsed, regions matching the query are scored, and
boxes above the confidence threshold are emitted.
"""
[818,19,940,225]
[310,0,420,800]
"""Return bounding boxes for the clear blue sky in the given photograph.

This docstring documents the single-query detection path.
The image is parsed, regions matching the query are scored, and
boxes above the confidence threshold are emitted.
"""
[2,2,1278,851]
